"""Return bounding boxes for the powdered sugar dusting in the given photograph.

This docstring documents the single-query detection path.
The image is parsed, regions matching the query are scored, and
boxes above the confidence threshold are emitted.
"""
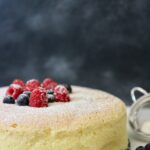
[11,84,22,89]
[26,79,38,84]
[0,86,126,131]
[54,85,68,94]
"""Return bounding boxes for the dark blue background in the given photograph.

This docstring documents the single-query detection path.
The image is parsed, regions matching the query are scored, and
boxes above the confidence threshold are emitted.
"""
[0,0,150,104]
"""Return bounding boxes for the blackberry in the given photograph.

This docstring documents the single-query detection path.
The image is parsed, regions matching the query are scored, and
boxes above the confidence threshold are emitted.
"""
[17,94,29,106]
[145,143,150,150]
[48,94,55,103]
[3,96,15,104]
[136,146,145,150]
[47,90,54,95]
[23,91,31,97]
[64,84,72,93]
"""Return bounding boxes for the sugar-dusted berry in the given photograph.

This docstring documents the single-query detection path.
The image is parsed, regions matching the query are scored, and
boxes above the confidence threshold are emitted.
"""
[29,88,48,107]
[54,85,70,102]
[136,146,145,150]
[47,90,54,95]
[25,79,40,92]
[3,96,15,104]
[41,78,58,90]
[6,86,14,96]
[64,84,72,93]
[23,91,31,97]
[12,79,25,87]
[48,94,55,103]
[6,84,23,100]
[17,94,29,106]
[145,143,150,150]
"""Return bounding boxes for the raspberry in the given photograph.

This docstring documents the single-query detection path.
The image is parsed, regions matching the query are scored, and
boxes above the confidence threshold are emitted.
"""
[25,79,40,92]
[29,88,48,107]
[41,78,58,90]
[54,85,70,102]
[6,84,23,100]
[12,79,25,87]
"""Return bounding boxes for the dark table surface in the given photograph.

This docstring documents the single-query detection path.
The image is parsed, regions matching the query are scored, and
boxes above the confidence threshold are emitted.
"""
[0,0,150,104]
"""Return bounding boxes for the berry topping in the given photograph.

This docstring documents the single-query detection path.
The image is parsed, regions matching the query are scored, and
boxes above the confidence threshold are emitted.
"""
[6,84,23,100]
[23,91,31,97]
[54,85,70,102]
[135,143,150,150]
[4,78,72,107]
[6,86,14,96]
[41,78,58,90]
[64,84,72,93]
[25,79,40,92]
[29,88,48,107]
[12,79,24,87]
[48,94,55,103]
[136,146,144,150]
[145,143,150,150]
[47,90,54,95]
[3,96,15,104]
[17,94,29,106]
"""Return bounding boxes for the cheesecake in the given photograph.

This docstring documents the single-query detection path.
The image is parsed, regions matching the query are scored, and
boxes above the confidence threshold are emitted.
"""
[0,85,128,150]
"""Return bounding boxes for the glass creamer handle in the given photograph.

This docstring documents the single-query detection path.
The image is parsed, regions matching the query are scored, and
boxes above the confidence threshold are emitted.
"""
[129,87,150,141]
[131,87,148,103]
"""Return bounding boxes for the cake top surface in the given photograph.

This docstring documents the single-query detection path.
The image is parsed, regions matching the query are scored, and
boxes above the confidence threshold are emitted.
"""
[0,86,126,131]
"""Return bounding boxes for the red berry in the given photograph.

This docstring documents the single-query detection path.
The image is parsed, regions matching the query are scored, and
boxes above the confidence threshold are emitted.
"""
[12,79,24,87]
[6,86,14,95]
[41,78,58,90]
[29,88,48,107]
[25,79,40,92]
[6,84,23,100]
[54,85,70,102]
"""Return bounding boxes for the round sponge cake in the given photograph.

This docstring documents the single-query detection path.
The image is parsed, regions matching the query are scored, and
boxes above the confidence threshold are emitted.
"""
[0,86,127,150]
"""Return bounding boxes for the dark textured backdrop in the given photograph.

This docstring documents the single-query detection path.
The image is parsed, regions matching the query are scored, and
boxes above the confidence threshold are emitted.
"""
[0,0,150,104]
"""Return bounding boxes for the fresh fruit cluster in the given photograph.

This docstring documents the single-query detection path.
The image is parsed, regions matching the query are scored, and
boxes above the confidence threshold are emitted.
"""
[3,78,72,108]
[135,143,150,150]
